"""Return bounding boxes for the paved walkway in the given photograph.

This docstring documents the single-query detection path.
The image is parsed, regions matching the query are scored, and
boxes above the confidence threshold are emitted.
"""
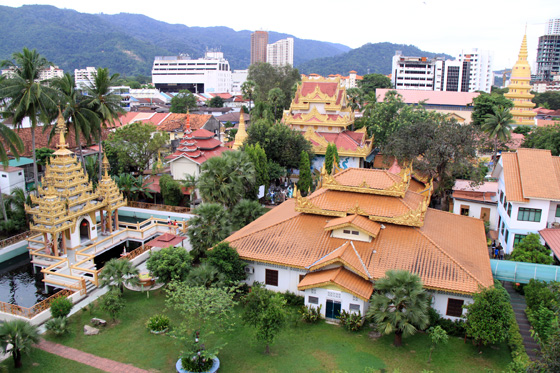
[35,339,150,373]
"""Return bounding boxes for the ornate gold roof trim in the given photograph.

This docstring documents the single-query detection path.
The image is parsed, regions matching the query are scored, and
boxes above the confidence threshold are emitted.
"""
[321,169,409,197]
[285,106,353,127]
[368,195,429,227]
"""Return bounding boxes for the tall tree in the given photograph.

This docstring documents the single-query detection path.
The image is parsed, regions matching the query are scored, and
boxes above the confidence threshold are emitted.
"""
[197,150,256,208]
[324,143,334,175]
[244,143,269,198]
[230,199,267,231]
[471,92,514,127]
[482,106,514,167]
[366,270,430,347]
[532,91,560,110]
[0,319,40,368]
[242,283,287,354]
[0,122,24,221]
[248,62,300,109]
[84,67,124,181]
[187,203,231,261]
[522,124,560,156]
[170,90,198,113]
[241,80,256,111]
[267,87,285,120]
[51,72,100,171]
[357,73,392,95]
[0,48,57,194]
[297,150,312,196]
[510,233,554,264]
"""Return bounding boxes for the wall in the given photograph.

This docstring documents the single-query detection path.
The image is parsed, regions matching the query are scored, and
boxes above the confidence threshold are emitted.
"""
[302,287,369,318]
[452,199,497,230]
[430,291,473,321]
[170,157,200,180]
[245,261,306,295]
[0,168,25,194]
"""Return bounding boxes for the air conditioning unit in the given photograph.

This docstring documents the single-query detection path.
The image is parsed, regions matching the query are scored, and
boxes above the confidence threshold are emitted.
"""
[244,266,255,274]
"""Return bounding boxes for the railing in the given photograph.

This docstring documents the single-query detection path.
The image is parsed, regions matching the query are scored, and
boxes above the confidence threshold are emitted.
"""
[127,201,191,213]
[120,245,153,261]
[0,289,74,318]
[0,230,40,249]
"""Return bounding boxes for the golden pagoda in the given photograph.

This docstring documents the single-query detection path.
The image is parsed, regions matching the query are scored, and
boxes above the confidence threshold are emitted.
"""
[232,111,248,150]
[25,112,125,256]
[504,34,536,126]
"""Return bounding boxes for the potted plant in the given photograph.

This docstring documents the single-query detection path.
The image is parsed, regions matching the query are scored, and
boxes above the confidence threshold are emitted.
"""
[146,314,170,334]
[175,331,220,373]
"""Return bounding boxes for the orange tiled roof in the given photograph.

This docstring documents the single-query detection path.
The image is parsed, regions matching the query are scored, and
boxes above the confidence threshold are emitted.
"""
[501,149,560,202]
[298,267,374,300]
[157,114,211,132]
[331,167,402,190]
[308,241,371,279]
[226,194,493,294]
[324,214,381,237]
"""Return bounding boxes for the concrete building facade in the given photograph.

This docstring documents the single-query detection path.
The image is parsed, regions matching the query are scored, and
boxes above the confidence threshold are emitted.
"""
[250,31,268,65]
[267,38,294,67]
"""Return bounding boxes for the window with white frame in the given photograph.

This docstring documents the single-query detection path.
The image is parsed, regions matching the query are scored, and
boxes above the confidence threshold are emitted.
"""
[308,296,319,304]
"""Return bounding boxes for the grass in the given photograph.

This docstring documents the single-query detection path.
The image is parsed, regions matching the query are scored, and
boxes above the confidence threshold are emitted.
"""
[0,348,103,372]
[35,288,512,373]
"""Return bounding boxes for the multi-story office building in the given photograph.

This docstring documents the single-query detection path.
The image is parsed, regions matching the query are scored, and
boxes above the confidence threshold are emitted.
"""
[2,66,64,81]
[151,51,232,93]
[535,19,560,82]
[231,69,248,94]
[267,38,294,67]
[74,67,97,88]
[391,50,493,93]
[251,31,268,65]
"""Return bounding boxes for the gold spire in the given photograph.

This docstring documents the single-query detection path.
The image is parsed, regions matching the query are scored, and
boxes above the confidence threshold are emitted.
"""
[232,111,248,149]
[102,154,110,180]
[53,109,73,156]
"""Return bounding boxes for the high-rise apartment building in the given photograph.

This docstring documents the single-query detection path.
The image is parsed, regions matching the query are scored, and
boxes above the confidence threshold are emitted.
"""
[266,38,294,66]
[251,31,268,65]
[391,49,493,93]
[535,18,560,82]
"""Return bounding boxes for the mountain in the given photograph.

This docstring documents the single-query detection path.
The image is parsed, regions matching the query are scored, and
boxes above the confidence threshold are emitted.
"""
[0,5,351,76]
[297,42,454,76]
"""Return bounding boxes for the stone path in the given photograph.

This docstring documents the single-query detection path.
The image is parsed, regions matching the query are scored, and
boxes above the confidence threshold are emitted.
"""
[35,339,150,373]
[503,281,540,361]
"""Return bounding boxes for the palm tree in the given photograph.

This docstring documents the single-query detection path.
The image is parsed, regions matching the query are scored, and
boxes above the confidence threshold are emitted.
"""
[0,319,40,368]
[99,258,139,293]
[366,270,430,347]
[185,262,224,289]
[230,199,267,230]
[0,48,57,194]
[197,150,256,209]
[241,80,256,111]
[85,155,99,186]
[0,121,24,221]
[182,173,198,205]
[84,67,124,182]
[482,106,515,168]
[187,203,231,262]
[50,73,100,171]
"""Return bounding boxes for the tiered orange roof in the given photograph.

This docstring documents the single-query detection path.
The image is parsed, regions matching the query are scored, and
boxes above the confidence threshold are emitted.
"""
[225,168,493,296]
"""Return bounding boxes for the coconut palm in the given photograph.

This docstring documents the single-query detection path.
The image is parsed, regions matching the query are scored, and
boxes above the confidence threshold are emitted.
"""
[0,319,40,368]
[84,67,124,182]
[0,48,57,194]
[230,199,267,230]
[50,73,100,172]
[366,270,430,347]
[99,258,139,293]
[185,262,225,289]
[241,80,256,111]
[197,150,256,209]
[182,173,198,204]
[482,106,515,168]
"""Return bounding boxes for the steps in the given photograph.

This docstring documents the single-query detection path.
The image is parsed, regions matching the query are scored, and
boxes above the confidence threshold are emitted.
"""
[85,281,96,294]
[503,281,540,360]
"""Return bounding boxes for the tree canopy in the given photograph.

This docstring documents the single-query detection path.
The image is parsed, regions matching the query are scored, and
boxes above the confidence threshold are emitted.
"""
[510,233,554,265]
[146,245,192,283]
[532,91,560,110]
[170,90,198,113]
[471,92,514,127]
[208,95,224,108]
[522,124,560,156]
[247,62,300,109]
[357,73,392,95]
[104,121,169,174]
[205,242,246,285]
[187,203,231,261]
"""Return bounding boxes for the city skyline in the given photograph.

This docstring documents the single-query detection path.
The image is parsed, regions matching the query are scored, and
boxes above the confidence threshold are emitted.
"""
[2,0,558,70]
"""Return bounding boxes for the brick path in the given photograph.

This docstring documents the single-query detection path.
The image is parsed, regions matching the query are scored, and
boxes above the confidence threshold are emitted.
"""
[35,339,150,373]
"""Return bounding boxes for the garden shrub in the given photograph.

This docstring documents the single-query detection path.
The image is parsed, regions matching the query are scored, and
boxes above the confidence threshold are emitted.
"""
[146,314,170,332]
[426,307,466,337]
[300,304,322,323]
[50,297,73,318]
[338,310,364,331]
[507,313,530,372]
[45,317,69,336]
[281,291,304,307]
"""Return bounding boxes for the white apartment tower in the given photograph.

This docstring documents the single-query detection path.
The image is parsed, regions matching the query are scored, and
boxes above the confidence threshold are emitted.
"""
[74,67,97,89]
[151,51,232,93]
[546,18,560,35]
[391,49,493,93]
[267,38,294,67]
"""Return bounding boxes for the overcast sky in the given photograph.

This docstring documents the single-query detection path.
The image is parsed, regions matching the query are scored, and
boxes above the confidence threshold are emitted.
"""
[3,0,558,70]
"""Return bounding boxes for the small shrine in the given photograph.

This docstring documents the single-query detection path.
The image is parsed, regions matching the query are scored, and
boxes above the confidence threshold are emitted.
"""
[283,75,374,170]
[25,112,126,257]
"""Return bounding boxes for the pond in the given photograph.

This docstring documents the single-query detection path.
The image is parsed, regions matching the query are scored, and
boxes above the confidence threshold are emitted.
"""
[0,253,58,308]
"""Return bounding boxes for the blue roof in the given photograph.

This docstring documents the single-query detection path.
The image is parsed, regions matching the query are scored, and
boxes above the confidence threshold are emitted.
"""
[8,157,33,167]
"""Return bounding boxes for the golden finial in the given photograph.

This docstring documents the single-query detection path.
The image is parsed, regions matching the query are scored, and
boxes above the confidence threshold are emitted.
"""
[186,109,191,132]
[55,108,67,149]
[293,184,298,198]
[102,154,110,179]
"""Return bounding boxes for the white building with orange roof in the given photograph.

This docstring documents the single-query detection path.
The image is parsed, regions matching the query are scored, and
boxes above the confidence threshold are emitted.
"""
[224,167,493,320]
[283,75,374,171]
[492,148,560,253]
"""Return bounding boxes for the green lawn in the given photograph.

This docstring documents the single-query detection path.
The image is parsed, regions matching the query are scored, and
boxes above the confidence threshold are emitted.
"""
[36,289,512,373]
[0,348,103,372]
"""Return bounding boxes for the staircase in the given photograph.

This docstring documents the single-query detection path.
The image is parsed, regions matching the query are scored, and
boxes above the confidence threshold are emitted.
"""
[503,281,539,360]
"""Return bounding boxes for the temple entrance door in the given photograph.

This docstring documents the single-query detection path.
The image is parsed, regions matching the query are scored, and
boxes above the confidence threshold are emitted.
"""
[79,219,90,242]
[325,300,341,319]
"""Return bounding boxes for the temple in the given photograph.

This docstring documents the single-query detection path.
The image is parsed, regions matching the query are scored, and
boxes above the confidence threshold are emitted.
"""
[224,166,493,320]
[25,113,126,256]
[283,75,374,170]
[504,34,537,126]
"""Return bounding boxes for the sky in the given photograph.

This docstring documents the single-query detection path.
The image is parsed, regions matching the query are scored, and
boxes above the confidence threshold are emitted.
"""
[3,0,559,70]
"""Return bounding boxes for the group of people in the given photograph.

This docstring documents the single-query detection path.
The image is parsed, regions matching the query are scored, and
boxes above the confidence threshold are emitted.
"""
[492,242,505,260]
